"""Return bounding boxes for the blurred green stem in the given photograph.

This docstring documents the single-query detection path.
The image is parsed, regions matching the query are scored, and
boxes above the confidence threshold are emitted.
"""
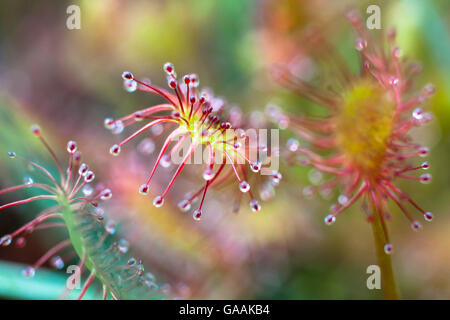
[370,211,399,300]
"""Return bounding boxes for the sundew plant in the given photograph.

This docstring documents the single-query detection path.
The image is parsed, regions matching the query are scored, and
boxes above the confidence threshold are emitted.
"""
[0,0,449,300]
[268,9,436,299]
[0,126,167,299]
[106,65,281,220]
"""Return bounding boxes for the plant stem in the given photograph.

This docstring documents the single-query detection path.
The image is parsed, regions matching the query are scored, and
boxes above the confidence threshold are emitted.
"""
[370,211,400,299]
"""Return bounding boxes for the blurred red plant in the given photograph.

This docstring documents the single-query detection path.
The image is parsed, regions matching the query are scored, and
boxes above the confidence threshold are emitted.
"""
[269,10,436,298]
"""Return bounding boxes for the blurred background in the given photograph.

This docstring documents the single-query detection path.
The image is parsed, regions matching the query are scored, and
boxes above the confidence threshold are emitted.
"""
[0,0,449,299]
